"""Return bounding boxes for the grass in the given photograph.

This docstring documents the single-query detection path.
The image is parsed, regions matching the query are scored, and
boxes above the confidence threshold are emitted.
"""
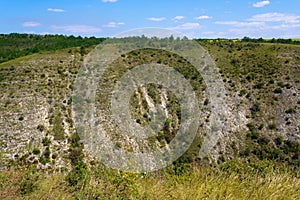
[0,161,299,200]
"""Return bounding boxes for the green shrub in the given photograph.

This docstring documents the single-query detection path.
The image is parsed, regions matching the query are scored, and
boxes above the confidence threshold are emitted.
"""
[246,123,256,133]
[274,88,282,94]
[42,137,50,146]
[19,170,38,195]
[32,148,40,155]
[250,103,260,115]
[274,136,283,146]
[253,82,264,89]
[239,89,247,96]
[268,123,277,130]
[39,156,47,165]
[204,98,209,105]
[285,108,296,114]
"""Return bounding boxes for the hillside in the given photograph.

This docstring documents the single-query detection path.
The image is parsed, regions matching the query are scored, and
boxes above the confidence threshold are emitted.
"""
[0,34,299,199]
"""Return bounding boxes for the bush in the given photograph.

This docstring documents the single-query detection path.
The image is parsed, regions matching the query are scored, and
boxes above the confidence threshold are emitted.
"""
[268,123,277,130]
[204,98,209,105]
[250,103,260,115]
[274,136,283,146]
[253,82,264,89]
[19,169,38,195]
[246,123,256,133]
[32,148,40,155]
[42,137,50,146]
[274,88,282,94]
[285,108,296,114]
[239,89,247,96]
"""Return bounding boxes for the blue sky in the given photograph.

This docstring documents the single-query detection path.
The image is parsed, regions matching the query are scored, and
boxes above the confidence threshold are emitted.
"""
[1,0,300,38]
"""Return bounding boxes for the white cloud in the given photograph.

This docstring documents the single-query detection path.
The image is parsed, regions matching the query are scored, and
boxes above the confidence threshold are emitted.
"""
[102,0,118,2]
[22,22,41,27]
[103,22,125,28]
[169,23,201,30]
[215,21,264,27]
[147,17,166,22]
[196,15,212,20]
[264,23,300,30]
[202,31,214,35]
[248,12,300,23]
[253,1,270,8]
[217,23,300,38]
[215,13,300,31]
[51,25,101,33]
[173,16,185,20]
[47,8,65,13]
[215,14,300,38]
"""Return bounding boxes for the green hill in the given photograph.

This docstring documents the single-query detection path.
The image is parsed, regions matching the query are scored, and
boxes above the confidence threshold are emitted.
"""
[0,34,299,199]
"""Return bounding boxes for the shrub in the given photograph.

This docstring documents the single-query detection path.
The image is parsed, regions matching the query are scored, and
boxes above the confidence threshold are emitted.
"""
[239,89,247,96]
[285,108,296,114]
[39,156,47,165]
[246,131,260,140]
[274,88,282,94]
[274,136,283,146]
[268,123,277,130]
[32,148,40,155]
[19,170,38,195]
[42,137,50,146]
[204,98,209,105]
[250,103,260,115]
[67,146,86,187]
[253,82,264,89]
[246,122,256,133]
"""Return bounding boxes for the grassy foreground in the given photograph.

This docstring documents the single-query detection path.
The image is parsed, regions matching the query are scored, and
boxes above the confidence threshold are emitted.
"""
[1,161,299,200]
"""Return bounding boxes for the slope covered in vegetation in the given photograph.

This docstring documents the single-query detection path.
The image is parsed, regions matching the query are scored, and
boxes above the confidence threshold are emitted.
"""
[0,33,105,63]
[0,34,299,199]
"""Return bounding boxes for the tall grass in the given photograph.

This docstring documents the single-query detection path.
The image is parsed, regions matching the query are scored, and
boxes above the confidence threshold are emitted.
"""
[1,161,299,200]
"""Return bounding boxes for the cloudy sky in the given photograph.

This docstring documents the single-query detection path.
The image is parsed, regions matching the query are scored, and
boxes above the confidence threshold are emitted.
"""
[1,0,300,38]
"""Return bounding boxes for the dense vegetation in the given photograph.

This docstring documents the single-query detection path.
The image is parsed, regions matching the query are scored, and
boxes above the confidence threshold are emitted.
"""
[240,36,300,44]
[0,34,299,199]
[0,33,105,63]
[1,160,299,199]
[197,36,300,45]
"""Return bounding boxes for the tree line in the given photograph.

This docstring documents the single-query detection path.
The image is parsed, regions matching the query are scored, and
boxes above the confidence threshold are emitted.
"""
[241,37,300,45]
[0,33,106,63]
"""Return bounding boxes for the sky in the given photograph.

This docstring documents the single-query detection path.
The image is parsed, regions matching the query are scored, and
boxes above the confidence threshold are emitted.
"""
[1,0,300,38]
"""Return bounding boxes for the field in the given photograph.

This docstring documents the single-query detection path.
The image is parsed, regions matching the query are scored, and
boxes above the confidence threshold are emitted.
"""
[1,161,299,200]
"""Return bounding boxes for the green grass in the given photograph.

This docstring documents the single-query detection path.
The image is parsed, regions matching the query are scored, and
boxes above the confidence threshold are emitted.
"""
[0,161,299,200]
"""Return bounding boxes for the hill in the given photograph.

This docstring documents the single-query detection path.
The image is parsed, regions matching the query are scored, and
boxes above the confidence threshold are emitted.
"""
[0,34,299,199]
